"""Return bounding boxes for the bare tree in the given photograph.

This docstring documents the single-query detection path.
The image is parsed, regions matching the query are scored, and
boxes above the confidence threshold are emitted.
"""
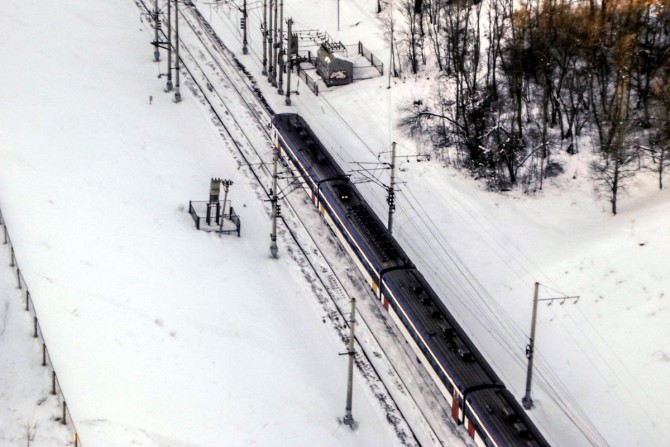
[398,0,424,74]
[424,0,444,71]
[586,2,643,214]
[590,72,637,215]
[647,66,670,189]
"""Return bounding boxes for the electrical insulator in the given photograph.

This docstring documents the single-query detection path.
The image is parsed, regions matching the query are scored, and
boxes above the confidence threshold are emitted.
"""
[240,17,246,29]
[387,191,395,206]
[276,204,281,216]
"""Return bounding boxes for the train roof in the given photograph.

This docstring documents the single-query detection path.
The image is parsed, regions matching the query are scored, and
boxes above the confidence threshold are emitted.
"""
[272,113,549,446]
[273,113,407,269]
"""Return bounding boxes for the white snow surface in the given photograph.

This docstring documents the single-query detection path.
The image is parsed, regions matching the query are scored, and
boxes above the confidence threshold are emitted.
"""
[1,0,669,446]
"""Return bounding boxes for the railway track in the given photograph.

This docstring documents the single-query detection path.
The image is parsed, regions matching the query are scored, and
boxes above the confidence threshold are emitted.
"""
[134,1,470,445]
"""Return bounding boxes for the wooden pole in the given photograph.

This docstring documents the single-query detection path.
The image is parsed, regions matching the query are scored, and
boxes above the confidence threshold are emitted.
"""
[166,0,173,91]
[270,148,279,258]
[277,0,284,95]
[285,18,293,106]
[522,282,540,409]
[174,0,182,102]
[262,0,268,75]
[343,297,356,427]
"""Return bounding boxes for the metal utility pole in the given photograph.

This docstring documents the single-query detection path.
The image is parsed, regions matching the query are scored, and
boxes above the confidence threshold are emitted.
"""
[153,0,161,61]
[267,0,274,84]
[270,147,279,258]
[285,18,293,106]
[337,0,340,31]
[522,282,579,409]
[387,142,397,234]
[219,179,234,232]
[342,297,357,427]
[522,282,540,410]
[277,0,284,95]
[271,0,278,87]
[165,0,173,91]
[174,0,182,102]
[262,0,268,75]
[242,0,248,54]
[387,22,394,89]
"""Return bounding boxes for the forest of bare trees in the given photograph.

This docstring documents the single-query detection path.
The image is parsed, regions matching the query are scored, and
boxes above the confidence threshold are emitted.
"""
[393,0,669,214]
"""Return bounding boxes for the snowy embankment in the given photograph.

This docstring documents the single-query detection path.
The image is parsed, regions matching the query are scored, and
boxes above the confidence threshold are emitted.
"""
[0,0,408,446]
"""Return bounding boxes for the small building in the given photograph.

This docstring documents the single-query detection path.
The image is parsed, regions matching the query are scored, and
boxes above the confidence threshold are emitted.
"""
[316,45,353,87]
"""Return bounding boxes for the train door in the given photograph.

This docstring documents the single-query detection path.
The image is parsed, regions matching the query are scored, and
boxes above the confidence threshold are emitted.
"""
[452,389,461,421]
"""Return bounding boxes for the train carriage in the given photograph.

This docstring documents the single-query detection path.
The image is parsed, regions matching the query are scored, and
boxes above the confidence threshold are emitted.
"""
[272,113,549,447]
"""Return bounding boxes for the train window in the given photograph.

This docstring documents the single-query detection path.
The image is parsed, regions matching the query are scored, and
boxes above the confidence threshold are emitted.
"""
[413,285,424,295]
[512,422,529,438]
[336,185,350,202]
[454,339,474,361]
[441,325,454,339]
[431,310,442,320]
[500,405,518,422]
[458,348,474,362]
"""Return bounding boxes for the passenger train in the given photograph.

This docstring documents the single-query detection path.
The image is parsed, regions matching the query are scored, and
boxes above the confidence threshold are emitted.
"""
[271,113,549,447]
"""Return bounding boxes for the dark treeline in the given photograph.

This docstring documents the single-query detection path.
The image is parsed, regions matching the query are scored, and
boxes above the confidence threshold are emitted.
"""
[393,0,670,214]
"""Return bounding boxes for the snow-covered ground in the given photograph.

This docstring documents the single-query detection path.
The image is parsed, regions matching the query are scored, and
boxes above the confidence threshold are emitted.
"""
[1,0,669,446]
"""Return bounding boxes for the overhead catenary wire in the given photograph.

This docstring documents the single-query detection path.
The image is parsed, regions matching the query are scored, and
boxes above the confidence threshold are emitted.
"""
[299,81,615,445]
[140,2,444,443]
